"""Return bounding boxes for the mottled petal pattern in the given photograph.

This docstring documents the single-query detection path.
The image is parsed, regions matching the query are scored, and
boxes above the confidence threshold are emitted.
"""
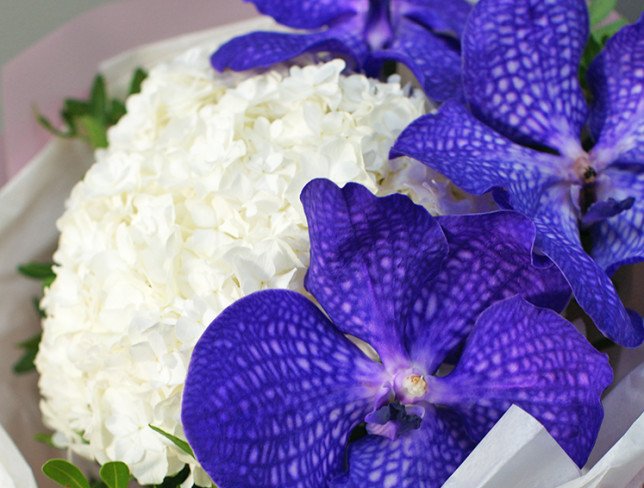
[330,412,475,488]
[371,18,463,101]
[533,185,644,346]
[589,168,644,273]
[248,0,363,29]
[462,0,589,153]
[182,290,382,487]
[432,296,612,468]
[407,212,571,372]
[588,16,644,168]
[390,101,562,216]
[301,179,448,362]
[211,27,369,72]
[397,0,472,36]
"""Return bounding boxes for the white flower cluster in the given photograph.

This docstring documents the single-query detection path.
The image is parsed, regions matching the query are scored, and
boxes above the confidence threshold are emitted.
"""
[36,48,449,485]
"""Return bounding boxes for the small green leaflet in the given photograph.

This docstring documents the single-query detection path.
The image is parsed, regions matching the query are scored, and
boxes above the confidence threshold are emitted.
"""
[34,432,56,447]
[42,459,90,488]
[13,261,53,374]
[13,333,41,374]
[17,262,55,287]
[99,461,131,488]
[588,0,616,26]
[36,68,147,149]
[148,425,195,458]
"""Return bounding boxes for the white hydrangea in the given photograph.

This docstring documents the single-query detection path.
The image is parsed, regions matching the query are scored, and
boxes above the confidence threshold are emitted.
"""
[36,48,459,485]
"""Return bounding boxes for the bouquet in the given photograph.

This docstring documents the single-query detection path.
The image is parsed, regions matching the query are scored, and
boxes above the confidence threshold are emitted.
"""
[1,0,642,487]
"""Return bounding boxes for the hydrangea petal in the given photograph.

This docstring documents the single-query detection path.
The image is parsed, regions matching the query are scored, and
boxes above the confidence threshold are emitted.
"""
[588,168,644,274]
[462,0,589,152]
[182,290,382,487]
[407,212,571,372]
[390,101,562,216]
[398,0,472,37]
[432,296,612,468]
[247,0,362,29]
[533,185,644,346]
[588,16,644,168]
[301,179,448,363]
[371,18,463,101]
[211,27,369,72]
[329,411,475,488]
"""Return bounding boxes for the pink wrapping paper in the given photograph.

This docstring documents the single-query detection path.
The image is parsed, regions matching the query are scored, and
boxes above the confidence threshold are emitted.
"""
[0,0,257,187]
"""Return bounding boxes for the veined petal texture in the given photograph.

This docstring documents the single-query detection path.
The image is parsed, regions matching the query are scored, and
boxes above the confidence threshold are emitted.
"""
[301,179,448,363]
[211,27,369,72]
[247,0,363,29]
[182,290,382,487]
[408,212,571,372]
[533,185,644,346]
[390,101,562,216]
[588,15,644,168]
[371,18,462,101]
[397,0,472,36]
[329,413,475,488]
[432,296,612,468]
[462,0,589,152]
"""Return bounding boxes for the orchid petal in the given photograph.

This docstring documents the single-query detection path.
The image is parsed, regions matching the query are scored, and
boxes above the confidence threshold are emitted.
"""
[533,185,644,346]
[371,18,462,101]
[247,0,363,29]
[588,168,644,274]
[398,0,473,37]
[301,179,447,363]
[408,212,571,372]
[588,16,644,168]
[330,412,475,488]
[462,0,589,153]
[433,296,612,468]
[211,27,369,72]
[390,101,562,216]
[182,290,382,487]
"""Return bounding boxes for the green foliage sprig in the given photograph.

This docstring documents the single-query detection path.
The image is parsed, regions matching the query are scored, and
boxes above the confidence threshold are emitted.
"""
[36,68,147,149]
[12,262,55,374]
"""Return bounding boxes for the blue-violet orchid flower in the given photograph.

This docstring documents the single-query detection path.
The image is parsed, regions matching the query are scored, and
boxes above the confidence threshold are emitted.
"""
[391,0,644,347]
[182,179,611,488]
[211,0,472,101]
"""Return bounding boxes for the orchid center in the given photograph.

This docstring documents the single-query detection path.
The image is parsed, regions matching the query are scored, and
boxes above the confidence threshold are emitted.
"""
[572,152,596,185]
[401,373,428,399]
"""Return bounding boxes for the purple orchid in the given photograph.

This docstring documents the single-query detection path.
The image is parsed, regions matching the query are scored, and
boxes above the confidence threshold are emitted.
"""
[211,0,472,101]
[182,179,611,487]
[391,0,644,347]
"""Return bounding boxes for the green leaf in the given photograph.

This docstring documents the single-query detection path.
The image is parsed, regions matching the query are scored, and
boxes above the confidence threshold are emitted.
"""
[90,75,108,122]
[13,333,41,374]
[99,462,130,488]
[109,100,127,125]
[128,68,148,96]
[17,262,55,280]
[34,432,56,448]
[148,425,195,458]
[35,110,75,138]
[588,0,616,26]
[42,459,90,488]
[77,116,109,149]
[592,18,628,44]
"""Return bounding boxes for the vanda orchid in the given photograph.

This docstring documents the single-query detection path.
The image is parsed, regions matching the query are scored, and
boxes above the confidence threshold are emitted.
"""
[211,0,471,100]
[182,179,611,488]
[392,0,644,347]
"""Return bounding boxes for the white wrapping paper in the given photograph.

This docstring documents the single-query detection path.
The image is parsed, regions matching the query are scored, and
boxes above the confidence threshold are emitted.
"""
[0,422,37,488]
[0,16,642,488]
